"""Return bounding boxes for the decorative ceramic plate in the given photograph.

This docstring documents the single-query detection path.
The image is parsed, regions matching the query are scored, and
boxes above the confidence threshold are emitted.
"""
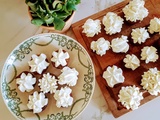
[1,33,95,120]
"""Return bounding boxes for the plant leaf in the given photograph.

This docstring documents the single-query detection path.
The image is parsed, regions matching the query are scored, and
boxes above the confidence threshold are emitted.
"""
[56,12,71,20]
[53,17,65,30]
[52,0,63,9]
[31,18,44,26]
[27,1,38,12]
[75,0,81,5]
[44,16,54,25]
[67,2,76,11]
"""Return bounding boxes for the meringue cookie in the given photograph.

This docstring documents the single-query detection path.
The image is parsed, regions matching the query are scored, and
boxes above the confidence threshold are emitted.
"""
[141,46,159,63]
[58,66,79,86]
[51,48,70,68]
[91,37,110,56]
[82,19,101,37]
[148,17,160,34]
[102,12,124,35]
[122,0,148,22]
[123,54,140,70]
[118,85,143,110]
[16,72,36,92]
[38,73,58,94]
[28,53,49,74]
[141,67,160,96]
[111,35,129,53]
[131,27,150,44]
[102,65,125,87]
[54,86,73,108]
[27,91,48,113]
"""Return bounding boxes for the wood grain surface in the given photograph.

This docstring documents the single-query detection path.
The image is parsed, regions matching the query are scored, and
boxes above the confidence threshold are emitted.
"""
[72,0,160,118]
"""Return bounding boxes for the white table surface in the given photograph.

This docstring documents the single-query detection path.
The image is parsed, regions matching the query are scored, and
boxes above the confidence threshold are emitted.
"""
[0,0,160,120]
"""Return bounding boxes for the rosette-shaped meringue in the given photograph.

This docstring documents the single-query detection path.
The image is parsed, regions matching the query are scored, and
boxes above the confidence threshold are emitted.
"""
[51,48,70,68]
[122,0,148,22]
[91,37,110,56]
[54,86,73,108]
[148,17,160,34]
[102,12,124,35]
[58,66,79,86]
[82,19,101,37]
[111,35,129,53]
[27,91,48,113]
[131,27,150,44]
[141,46,159,63]
[102,65,125,87]
[16,72,36,92]
[141,67,160,96]
[118,85,143,110]
[28,53,49,74]
[123,54,140,70]
[38,73,58,94]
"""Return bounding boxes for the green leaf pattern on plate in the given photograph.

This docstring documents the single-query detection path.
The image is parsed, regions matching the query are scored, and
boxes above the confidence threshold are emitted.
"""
[2,80,24,119]
[12,38,36,62]
[44,112,74,120]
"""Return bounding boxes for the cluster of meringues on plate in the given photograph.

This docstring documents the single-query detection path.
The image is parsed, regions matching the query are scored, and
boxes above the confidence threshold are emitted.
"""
[15,48,79,113]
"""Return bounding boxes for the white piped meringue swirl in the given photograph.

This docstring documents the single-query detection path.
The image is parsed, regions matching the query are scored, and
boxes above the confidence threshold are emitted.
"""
[111,35,129,53]
[58,66,79,86]
[102,12,124,35]
[141,46,159,63]
[82,19,101,37]
[102,65,125,88]
[148,17,160,34]
[54,86,73,108]
[118,85,144,110]
[28,53,49,74]
[123,54,140,70]
[122,0,148,22]
[141,67,160,96]
[91,37,110,56]
[27,91,48,113]
[51,48,70,68]
[16,72,36,92]
[38,73,58,94]
[131,27,150,44]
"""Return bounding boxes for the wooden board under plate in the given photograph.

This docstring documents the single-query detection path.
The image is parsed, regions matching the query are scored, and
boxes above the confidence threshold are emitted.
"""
[72,0,160,118]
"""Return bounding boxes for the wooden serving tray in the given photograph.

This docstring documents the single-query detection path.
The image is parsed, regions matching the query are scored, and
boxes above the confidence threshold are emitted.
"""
[71,0,160,118]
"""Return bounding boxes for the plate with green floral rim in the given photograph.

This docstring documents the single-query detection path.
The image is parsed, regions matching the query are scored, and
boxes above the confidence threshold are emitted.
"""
[1,33,95,120]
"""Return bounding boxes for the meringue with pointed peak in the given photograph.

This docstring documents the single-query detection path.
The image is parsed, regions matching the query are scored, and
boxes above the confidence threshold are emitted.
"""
[82,18,101,37]
[102,12,124,35]
[16,72,36,92]
[51,48,70,68]
[58,66,79,86]
[148,17,160,34]
[118,85,143,110]
[123,54,140,70]
[102,65,125,87]
[91,37,110,56]
[28,53,49,74]
[141,67,160,96]
[111,35,129,53]
[27,91,48,113]
[131,27,150,44]
[38,73,58,94]
[141,46,159,63]
[122,0,148,22]
[54,86,73,108]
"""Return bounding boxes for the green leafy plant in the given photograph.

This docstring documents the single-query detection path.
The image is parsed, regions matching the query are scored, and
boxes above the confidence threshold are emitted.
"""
[25,0,80,30]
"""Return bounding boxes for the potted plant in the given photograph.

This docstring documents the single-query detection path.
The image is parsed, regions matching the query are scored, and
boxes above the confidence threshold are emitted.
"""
[25,0,80,33]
